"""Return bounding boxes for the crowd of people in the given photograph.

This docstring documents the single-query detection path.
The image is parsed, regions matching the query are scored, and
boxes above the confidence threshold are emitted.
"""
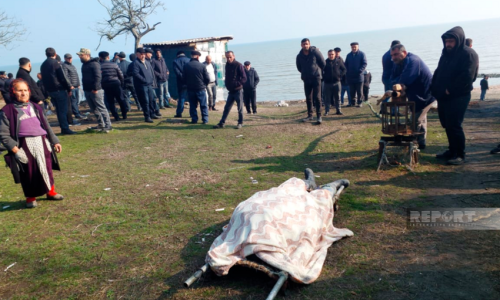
[0,25,498,208]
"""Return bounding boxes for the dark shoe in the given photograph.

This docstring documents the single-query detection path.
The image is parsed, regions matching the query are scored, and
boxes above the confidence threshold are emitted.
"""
[209,107,213,111]
[213,123,224,129]
[336,110,343,115]
[418,144,426,150]
[26,200,38,208]
[174,115,182,118]
[247,111,252,114]
[253,111,257,114]
[302,116,313,122]
[357,103,363,108]
[202,121,208,125]
[304,168,317,191]
[47,194,64,201]
[436,150,453,159]
[447,156,465,165]
[145,118,154,123]
[88,126,104,131]
[61,129,77,135]
[324,112,329,116]
[103,127,113,133]
[122,113,127,120]
[236,123,243,129]
[165,105,173,108]
[316,116,322,124]
[346,104,353,107]
[490,146,500,154]
[160,106,166,110]
[191,121,198,124]
[151,115,160,119]
[212,107,218,111]
[156,112,162,117]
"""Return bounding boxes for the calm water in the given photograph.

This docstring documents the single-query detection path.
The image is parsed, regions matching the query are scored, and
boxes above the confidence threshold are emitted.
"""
[2,18,499,101]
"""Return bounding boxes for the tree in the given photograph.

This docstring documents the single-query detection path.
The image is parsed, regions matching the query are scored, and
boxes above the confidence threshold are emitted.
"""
[0,10,27,48]
[96,0,166,51]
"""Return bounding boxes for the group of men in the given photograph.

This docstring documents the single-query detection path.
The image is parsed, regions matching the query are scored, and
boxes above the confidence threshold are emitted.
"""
[296,39,371,124]
[298,25,481,165]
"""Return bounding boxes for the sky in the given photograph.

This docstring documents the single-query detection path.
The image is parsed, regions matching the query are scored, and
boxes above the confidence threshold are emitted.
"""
[1,0,499,65]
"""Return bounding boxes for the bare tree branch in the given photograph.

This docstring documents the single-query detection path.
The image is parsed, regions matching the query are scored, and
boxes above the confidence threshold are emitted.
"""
[0,10,28,48]
[95,0,166,51]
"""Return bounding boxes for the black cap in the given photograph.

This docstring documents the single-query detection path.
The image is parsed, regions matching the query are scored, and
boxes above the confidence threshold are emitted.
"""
[244,61,251,66]
[154,48,161,53]
[145,48,154,54]
[64,53,72,59]
[0,71,5,75]
[191,50,201,56]
[350,42,359,46]
[135,48,146,54]
[176,50,185,56]
[114,52,119,56]
[118,51,126,58]
[129,53,137,61]
[98,51,109,59]
[333,47,341,52]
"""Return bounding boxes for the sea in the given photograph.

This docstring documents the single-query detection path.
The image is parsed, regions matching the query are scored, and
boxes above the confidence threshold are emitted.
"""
[1,18,499,102]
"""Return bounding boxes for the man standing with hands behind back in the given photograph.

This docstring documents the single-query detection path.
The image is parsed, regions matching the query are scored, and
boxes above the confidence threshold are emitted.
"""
[345,42,367,108]
[431,26,479,165]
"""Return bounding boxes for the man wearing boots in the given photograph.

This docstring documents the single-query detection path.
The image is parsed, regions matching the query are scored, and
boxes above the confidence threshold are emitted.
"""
[323,49,346,116]
[296,38,325,124]
[431,26,479,165]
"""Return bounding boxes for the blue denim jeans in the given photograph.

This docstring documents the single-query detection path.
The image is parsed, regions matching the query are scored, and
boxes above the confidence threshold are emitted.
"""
[480,89,487,101]
[136,85,157,119]
[48,90,70,131]
[70,87,82,118]
[340,84,351,105]
[176,84,187,116]
[187,89,209,123]
[155,81,171,107]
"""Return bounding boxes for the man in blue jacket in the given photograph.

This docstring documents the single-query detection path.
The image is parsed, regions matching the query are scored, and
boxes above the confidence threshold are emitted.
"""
[173,51,191,118]
[153,49,172,109]
[382,40,401,99]
[183,51,210,124]
[296,38,325,124]
[345,42,367,108]
[389,44,435,150]
[130,48,160,123]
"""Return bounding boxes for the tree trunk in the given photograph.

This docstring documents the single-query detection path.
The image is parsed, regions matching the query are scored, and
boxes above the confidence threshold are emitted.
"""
[134,36,141,52]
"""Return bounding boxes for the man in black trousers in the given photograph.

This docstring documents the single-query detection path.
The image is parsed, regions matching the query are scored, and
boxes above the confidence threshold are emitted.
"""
[296,38,325,124]
[345,42,367,108]
[99,51,128,121]
[431,26,479,165]
[323,50,346,116]
[243,61,260,114]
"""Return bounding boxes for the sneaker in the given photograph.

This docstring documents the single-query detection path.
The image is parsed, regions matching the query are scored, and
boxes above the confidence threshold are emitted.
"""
[46,110,54,116]
[324,112,329,116]
[236,123,243,129]
[213,123,224,129]
[47,194,64,200]
[145,118,154,123]
[447,156,465,165]
[103,127,113,133]
[316,116,322,124]
[72,121,81,126]
[202,121,208,124]
[302,116,313,122]
[26,200,38,208]
[436,150,453,159]
[357,103,363,108]
[88,126,104,131]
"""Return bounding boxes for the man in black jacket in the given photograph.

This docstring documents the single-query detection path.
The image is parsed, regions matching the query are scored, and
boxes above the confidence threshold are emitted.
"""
[99,51,128,121]
[153,49,172,109]
[480,75,489,101]
[345,42,367,108]
[323,50,346,116]
[183,51,210,124]
[16,57,45,105]
[117,52,135,111]
[243,61,260,114]
[124,53,141,111]
[130,48,159,123]
[61,54,84,120]
[296,38,325,123]
[145,48,161,116]
[214,51,247,129]
[173,51,191,118]
[431,26,479,165]
[363,70,372,101]
[0,71,10,103]
[77,48,112,132]
[41,47,75,134]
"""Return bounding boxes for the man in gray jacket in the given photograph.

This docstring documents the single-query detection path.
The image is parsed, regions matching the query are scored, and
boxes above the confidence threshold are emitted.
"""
[296,38,325,124]
[61,54,83,120]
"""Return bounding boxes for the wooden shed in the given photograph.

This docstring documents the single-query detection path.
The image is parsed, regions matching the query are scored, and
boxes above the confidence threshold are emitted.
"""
[142,36,233,99]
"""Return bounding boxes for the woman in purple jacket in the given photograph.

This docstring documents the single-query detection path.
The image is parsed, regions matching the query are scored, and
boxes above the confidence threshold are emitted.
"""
[0,79,64,208]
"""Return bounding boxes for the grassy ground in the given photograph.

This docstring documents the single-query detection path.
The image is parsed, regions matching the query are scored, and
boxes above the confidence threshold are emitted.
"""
[1,92,500,300]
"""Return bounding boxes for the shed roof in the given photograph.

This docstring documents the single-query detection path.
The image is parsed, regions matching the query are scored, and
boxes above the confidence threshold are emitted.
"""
[143,36,233,47]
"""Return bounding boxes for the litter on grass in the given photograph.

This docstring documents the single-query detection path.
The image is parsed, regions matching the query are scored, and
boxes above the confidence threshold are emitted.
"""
[215,208,225,212]
[4,262,16,272]
[2,206,10,210]
[104,188,111,191]
[252,180,258,184]
[236,135,243,138]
